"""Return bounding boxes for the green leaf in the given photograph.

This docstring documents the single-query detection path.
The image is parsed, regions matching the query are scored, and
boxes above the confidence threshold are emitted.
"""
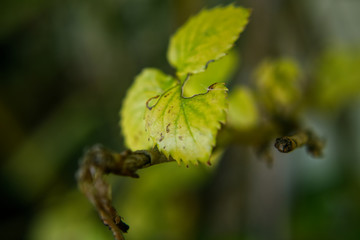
[120,68,177,150]
[167,5,250,77]
[182,50,239,97]
[227,87,259,130]
[145,83,228,165]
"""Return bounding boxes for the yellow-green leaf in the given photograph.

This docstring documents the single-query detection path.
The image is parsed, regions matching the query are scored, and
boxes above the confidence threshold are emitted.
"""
[167,5,250,77]
[120,68,177,150]
[145,83,228,165]
[182,50,239,97]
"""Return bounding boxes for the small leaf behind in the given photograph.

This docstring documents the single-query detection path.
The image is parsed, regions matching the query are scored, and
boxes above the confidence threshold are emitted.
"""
[182,50,239,97]
[120,68,177,150]
[254,58,301,114]
[167,5,250,77]
[145,83,228,165]
[227,87,259,131]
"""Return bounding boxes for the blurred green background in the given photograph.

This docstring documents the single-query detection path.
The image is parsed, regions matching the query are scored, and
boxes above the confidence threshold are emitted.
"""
[1,0,360,239]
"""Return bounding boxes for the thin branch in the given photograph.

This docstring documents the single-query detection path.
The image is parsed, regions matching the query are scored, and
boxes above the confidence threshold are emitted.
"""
[274,130,324,157]
[76,144,173,240]
[76,128,324,240]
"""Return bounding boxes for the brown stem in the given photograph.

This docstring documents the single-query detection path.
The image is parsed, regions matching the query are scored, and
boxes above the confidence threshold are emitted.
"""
[76,144,173,240]
[274,130,324,157]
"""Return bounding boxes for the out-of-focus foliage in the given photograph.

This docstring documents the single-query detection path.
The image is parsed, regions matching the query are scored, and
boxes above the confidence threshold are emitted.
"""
[227,87,259,131]
[2,94,103,200]
[291,183,360,240]
[28,191,111,240]
[254,58,301,115]
[167,5,249,77]
[118,163,212,240]
[311,48,360,110]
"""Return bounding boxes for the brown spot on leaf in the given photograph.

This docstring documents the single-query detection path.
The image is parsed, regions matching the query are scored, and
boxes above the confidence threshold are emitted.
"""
[159,133,164,142]
[166,123,171,133]
[167,105,174,114]
[178,136,183,140]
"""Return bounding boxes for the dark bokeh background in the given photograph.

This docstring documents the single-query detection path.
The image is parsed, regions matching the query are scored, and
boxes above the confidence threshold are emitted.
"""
[1,0,360,239]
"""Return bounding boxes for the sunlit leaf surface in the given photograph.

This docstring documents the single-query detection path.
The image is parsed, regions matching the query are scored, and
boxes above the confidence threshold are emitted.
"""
[145,83,228,165]
[167,5,250,77]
